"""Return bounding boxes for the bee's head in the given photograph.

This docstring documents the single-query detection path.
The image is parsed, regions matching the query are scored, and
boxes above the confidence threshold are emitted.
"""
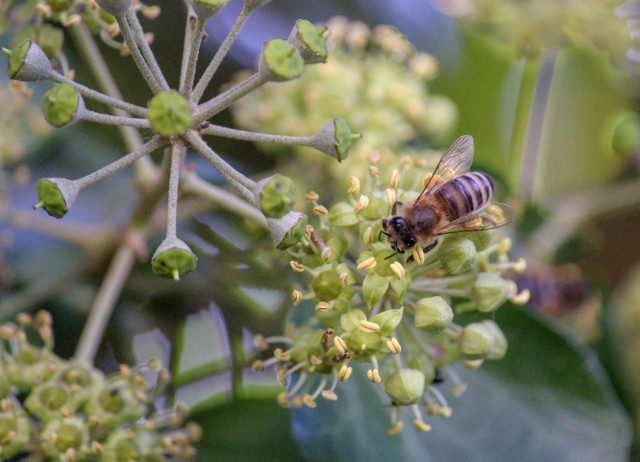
[381,216,417,254]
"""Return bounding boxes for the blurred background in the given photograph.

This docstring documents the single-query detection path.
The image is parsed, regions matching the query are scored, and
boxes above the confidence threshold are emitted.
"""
[2,0,640,460]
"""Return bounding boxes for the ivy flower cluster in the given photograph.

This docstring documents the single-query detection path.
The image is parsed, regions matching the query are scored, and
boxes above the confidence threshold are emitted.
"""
[231,17,458,165]
[252,152,529,434]
[0,312,200,461]
[2,0,358,280]
[435,0,632,61]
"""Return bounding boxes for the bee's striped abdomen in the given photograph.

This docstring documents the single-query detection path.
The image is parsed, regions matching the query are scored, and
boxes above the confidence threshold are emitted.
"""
[435,172,494,222]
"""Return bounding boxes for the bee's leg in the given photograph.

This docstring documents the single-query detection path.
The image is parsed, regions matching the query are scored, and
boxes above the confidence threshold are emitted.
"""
[391,201,404,216]
[423,239,438,254]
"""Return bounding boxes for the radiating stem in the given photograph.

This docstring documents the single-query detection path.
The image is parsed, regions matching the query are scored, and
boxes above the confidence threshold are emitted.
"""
[184,130,256,202]
[200,124,313,146]
[68,24,155,181]
[180,11,207,96]
[82,110,151,128]
[194,72,267,122]
[191,5,251,103]
[49,72,148,118]
[117,14,162,92]
[75,137,167,189]
[126,9,170,91]
[166,142,186,238]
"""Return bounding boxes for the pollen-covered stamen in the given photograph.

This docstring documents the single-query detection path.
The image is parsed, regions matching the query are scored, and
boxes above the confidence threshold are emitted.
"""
[412,405,432,432]
[359,320,381,334]
[315,302,331,312]
[338,364,353,382]
[427,386,451,417]
[388,420,404,436]
[290,261,305,272]
[273,347,292,361]
[312,204,329,216]
[333,336,348,355]
[357,256,377,271]
[321,390,338,401]
[353,195,369,213]
[390,169,400,189]
[386,337,402,354]
[385,188,397,206]
[390,261,405,280]
[348,176,361,195]
[510,288,531,305]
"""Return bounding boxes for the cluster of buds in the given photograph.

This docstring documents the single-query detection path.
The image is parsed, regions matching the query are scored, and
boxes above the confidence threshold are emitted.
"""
[0,311,200,461]
[231,16,457,165]
[436,0,632,62]
[2,0,359,280]
[252,152,529,434]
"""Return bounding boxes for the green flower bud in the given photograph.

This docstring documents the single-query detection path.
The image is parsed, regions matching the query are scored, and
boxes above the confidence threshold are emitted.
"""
[101,428,164,462]
[256,174,296,218]
[438,237,477,274]
[84,381,147,428]
[310,270,342,301]
[460,322,493,359]
[362,272,389,308]
[607,110,640,157]
[340,309,366,333]
[384,368,425,405]
[151,237,198,281]
[414,296,454,334]
[25,381,77,422]
[5,40,54,81]
[34,178,80,219]
[288,20,328,64]
[0,409,31,459]
[465,230,492,251]
[473,272,509,312]
[359,197,388,221]
[346,329,384,356]
[95,0,132,16]
[43,83,85,128]
[5,344,60,391]
[482,320,508,360]
[310,118,359,162]
[407,356,436,384]
[328,202,359,226]
[267,211,307,249]
[259,39,304,82]
[190,0,230,18]
[147,91,192,137]
[41,417,90,460]
[372,307,404,336]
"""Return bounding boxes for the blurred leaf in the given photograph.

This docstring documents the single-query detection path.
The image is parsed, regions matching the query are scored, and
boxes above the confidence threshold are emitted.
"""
[290,307,631,461]
[192,399,305,462]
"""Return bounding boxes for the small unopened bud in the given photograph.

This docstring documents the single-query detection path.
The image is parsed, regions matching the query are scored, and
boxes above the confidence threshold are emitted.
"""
[460,322,492,359]
[268,211,308,250]
[148,91,192,137]
[190,0,229,18]
[151,237,198,281]
[310,270,342,301]
[5,40,54,81]
[309,118,359,162]
[473,272,509,312]
[438,237,477,274]
[414,296,453,334]
[255,174,296,218]
[43,83,85,128]
[34,178,80,219]
[259,39,304,82]
[384,369,425,405]
[288,19,328,64]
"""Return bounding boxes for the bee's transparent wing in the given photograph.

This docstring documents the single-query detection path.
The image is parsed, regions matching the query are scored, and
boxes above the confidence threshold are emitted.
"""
[439,203,514,234]
[415,135,475,202]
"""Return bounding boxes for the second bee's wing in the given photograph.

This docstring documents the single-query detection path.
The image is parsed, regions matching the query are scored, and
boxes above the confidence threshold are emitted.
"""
[415,135,475,202]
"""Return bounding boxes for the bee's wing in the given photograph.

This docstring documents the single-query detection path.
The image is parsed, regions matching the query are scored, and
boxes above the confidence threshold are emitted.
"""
[415,135,475,202]
[439,203,514,235]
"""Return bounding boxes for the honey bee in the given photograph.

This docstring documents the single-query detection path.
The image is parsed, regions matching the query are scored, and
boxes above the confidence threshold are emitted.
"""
[381,135,507,257]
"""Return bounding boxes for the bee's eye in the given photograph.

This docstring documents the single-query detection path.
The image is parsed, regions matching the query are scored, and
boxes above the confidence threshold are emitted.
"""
[406,236,417,247]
